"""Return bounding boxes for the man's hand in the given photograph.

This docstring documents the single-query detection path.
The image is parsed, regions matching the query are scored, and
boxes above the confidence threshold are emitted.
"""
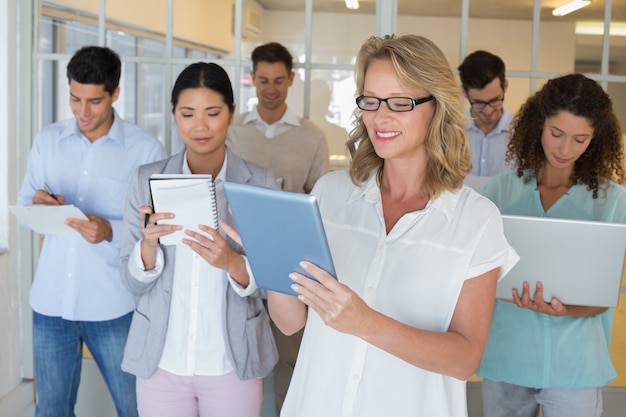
[65,214,113,243]
[32,189,65,205]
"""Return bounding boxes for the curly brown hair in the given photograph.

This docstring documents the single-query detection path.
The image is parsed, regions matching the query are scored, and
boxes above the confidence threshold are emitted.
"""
[507,73,625,198]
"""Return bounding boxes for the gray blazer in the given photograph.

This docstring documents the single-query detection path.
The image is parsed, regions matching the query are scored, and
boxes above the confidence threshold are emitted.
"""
[120,148,279,380]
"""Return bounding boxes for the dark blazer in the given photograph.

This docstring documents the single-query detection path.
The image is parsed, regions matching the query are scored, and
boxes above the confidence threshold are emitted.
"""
[120,148,279,380]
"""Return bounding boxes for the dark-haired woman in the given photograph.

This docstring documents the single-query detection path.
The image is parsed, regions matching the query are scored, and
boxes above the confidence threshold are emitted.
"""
[477,73,626,417]
[119,62,278,417]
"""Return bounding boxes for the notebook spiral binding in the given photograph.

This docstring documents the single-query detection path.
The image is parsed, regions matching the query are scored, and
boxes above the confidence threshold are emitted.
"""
[208,176,219,230]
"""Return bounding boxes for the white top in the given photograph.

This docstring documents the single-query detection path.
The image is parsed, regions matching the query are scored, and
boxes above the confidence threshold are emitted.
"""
[128,154,252,376]
[281,170,519,417]
[243,105,301,138]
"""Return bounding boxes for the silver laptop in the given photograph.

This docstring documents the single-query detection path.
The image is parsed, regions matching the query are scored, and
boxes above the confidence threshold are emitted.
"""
[223,181,336,296]
[498,214,626,307]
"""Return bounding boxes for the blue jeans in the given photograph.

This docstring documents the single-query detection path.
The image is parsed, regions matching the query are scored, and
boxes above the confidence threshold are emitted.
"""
[33,311,137,417]
[481,379,603,417]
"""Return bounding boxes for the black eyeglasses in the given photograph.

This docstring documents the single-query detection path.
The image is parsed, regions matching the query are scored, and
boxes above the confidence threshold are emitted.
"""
[356,95,434,112]
[467,96,504,111]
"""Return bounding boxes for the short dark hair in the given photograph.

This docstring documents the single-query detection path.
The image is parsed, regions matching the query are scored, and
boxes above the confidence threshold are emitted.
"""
[171,62,235,114]
[251,42,293,73]
[458,50,506,91]
[66,46,121,95]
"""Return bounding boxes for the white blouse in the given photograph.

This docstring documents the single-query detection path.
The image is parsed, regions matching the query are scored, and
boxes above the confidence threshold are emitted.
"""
[128,155,254,376]
[281,170,518,417]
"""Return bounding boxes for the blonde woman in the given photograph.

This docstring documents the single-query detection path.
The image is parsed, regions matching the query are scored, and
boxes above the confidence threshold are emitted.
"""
[268,34,519,417]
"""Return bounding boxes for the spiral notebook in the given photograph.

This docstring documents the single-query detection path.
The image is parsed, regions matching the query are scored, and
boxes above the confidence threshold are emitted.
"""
[148,174,218,245]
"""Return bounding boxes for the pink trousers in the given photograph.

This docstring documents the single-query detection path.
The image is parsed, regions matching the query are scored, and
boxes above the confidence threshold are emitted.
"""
[136,368,263,417]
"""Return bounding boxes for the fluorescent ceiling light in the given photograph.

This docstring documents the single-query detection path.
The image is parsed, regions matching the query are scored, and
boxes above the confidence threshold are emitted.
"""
[345,0,359,10]
[575,21,626,36]
[552,0,591,17]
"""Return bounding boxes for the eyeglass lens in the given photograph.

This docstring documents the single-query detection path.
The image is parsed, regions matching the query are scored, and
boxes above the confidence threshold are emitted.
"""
[356,96,433,112]
[471,98,503,110]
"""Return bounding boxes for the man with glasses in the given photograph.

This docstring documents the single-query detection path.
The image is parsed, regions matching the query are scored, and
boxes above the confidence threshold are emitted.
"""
[458,50,514,176]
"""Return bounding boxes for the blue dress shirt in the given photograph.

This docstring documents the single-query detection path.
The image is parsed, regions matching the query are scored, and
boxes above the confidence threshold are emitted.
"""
[467,108,515,177]
[17,109,165,321]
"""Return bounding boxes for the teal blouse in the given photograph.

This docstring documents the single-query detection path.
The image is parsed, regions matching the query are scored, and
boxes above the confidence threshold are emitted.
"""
[476,170,626,389]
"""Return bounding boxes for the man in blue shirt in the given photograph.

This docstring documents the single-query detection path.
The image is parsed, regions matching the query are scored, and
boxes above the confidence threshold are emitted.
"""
[17,46,165,417]
[458,50,514,177]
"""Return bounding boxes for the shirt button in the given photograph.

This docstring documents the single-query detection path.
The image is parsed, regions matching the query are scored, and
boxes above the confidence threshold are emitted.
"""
[78,197,84,202]
[83,170,88,175]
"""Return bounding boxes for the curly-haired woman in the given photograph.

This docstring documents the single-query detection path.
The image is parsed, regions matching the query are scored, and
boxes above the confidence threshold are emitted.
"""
[477,73,626,417]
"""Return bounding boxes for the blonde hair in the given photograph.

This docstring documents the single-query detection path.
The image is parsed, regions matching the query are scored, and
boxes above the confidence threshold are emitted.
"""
[347,34,471,198]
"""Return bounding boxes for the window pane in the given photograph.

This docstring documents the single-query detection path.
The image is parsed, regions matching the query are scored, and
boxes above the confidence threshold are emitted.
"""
[311,5,373,65]
[108,31,138,125]
[107,30,138,56]
[40,17,54,53]
[65,21,98,53]
[574,2,626,77]
[237,66,256,116]
[173,45,186,59]
[398,2,462,67]
[238,1,307,116]
[539,0,573,74]
[39,3,99,53]
[467,1,533,73]
[462,1,534,117]
[140,63,168,146]
[143,39,166,58]
[38,60,58,129]
[309,71,354,170]
[504,78,531,119]
[608,17,626,76]
[106,0,167,56]
[608,82,626,137]
[170,63,186,155]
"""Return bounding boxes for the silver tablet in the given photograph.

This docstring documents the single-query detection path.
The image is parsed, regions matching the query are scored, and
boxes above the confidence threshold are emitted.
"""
[224,181,337,296]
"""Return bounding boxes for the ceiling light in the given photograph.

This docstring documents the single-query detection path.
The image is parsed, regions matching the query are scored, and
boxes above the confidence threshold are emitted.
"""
[552,0,591,17]
[345,0,359,10]
[575,21,626,36]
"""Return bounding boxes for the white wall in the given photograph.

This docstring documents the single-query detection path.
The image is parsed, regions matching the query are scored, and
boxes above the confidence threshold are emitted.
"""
[1,0,36,416]
[0,0,21,397]
[0,0,10,253]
